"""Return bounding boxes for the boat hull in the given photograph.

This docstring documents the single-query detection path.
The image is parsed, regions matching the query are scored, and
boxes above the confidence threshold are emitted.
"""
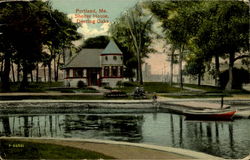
[184,110,236,121]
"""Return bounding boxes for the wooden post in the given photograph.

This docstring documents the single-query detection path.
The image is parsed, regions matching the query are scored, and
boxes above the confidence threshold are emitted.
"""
[221,95,224,109]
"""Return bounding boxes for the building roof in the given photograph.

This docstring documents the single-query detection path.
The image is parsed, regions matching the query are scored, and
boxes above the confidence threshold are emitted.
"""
[102,40,122,55]
[65,49,103,68]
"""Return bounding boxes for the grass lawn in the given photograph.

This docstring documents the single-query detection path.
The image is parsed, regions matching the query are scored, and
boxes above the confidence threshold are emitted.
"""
[183,83,223,92]
[0,95,137,100]
[9,82,64,92]
[0,139,114,159]
[183,83,250,94]
[9,82,99,93]
[116,82,182,93]
[162,94,232,99]
[47,87,99,93]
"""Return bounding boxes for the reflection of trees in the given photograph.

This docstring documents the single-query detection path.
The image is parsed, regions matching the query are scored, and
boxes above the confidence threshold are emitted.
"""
[24,116,29,137]
[1,117,11,136]
[228,123,235,155]
[179,116,183,147]
[64,114,144,142]
[49,116,53,137]
[170,114,175,146]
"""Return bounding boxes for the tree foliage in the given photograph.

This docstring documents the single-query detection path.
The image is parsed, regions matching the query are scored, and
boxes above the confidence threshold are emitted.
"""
[109,3,153,84]
[184,53,206,86]
[149,0,249,90]
[81,35,109,49]
[219,68,250,90]
[150,1,202,89]
[0,0,81,91]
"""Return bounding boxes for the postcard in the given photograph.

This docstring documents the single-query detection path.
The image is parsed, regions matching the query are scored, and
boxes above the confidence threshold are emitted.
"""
[0,0,249,159]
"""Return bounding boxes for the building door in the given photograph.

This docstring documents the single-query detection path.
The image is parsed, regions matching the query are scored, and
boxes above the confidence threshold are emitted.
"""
[87,69,99,86]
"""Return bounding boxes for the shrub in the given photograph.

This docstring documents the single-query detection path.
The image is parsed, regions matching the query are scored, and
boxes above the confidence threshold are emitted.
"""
[116,81,123,88]
[77,80,86,88]
[104,86,112,90]
[123,81,137,87]
[219,68,250,89]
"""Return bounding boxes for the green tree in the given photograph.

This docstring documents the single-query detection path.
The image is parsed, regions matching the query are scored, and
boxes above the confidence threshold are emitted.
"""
[45,9,81,82]
[0,0,81,91]
[184,53,206,86]
[150,1,249,90]
[193,1,249,90]
[109,3,153,84]
[0,24,15,92]
[150,1,202,89]
[3,1,52,90]
[219,68,250,90]
[109,16,136,81]
[81,35,109,49]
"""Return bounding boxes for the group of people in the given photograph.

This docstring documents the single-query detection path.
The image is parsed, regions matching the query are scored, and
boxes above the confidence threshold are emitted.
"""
[133,87,158,102]
[133,87,146,99]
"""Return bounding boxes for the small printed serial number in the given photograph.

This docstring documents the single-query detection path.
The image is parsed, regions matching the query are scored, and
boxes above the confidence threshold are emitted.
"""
[8,144,24,148]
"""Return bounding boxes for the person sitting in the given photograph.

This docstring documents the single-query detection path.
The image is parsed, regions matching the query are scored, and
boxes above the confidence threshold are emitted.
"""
[152,92,157,103]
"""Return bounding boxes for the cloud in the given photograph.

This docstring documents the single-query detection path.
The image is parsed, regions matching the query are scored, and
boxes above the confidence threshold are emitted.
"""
[68,13,110,39]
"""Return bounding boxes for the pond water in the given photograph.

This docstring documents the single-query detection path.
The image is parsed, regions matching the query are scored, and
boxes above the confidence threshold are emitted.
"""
[0,113,249,159]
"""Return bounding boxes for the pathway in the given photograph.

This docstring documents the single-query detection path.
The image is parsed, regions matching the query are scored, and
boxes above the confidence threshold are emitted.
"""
[88,86,110,93]
[173,85,205,92]
[0,137,223,160]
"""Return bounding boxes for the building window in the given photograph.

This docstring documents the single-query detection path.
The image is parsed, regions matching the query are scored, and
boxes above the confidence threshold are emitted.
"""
[83,69,87,77]
[104,66,109,77]
[74,69,83,78]
[119,66,123,77]
[105,56,108,61]
[113,56,117,61]
[121,57,123,60]
[66,69,69,78]
[111,66,118,77]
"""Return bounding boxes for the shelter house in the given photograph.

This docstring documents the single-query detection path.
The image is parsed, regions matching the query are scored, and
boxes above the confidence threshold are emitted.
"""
[63,40,124,88]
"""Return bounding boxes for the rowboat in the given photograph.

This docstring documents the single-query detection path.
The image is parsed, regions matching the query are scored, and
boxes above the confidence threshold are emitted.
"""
[183,109,237,121]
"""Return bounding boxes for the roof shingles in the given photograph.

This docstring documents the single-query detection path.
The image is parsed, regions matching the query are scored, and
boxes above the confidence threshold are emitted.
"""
[102,40,122,54]
[65,49,103,68]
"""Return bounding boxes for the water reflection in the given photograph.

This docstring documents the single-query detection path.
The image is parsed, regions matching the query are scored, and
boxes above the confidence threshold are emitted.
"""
[2,117,11,136]
[0,114,144,142]
[179,116,183,147]
[0,113,249,159]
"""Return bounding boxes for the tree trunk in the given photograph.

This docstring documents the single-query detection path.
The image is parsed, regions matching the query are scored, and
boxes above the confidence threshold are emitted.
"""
[215,55,220,87]
[198,73,201,86]
[0,59,4,73]
[48,61,52,83]
[17,63,20,82]
[138,52,143,85]
[20,63,28,90]
[11,60,15,83]
[136,66,139,82]
[44,65,47,82]
[54,56,57,82]
[30,71,33,83]
[55,54,61,82]
[1,53,11,92]
[170,47,175,86]
[225,52,235,91]
[178,45,184,89]
[36,62,39,83]
[63,48,66,65]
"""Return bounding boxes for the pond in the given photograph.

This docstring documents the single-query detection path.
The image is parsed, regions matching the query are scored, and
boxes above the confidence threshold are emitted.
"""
[0,112,249,159]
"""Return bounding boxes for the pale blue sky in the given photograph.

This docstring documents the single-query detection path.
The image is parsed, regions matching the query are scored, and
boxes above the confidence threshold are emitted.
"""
[50,0,141,37]
[51,0,139,22]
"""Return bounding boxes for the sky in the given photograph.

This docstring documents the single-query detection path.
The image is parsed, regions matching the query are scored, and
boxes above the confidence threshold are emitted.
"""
[50,0,170,75]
